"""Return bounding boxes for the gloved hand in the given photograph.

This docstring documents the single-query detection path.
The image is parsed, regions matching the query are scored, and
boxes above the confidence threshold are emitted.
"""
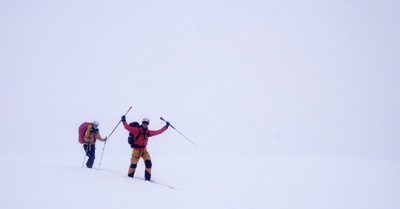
[166,121,170,128]
[104,136,108,141]
[121,115,126,121]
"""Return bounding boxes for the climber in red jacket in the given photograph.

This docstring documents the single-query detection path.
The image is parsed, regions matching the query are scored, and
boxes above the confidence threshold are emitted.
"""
[121,115,170,181]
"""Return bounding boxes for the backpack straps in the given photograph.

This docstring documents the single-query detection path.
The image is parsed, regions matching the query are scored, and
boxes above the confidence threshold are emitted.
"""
[134,128,141,143]
[133,127,150,144]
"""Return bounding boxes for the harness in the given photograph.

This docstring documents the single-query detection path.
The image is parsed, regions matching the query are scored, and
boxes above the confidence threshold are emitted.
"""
[132,127,150,149]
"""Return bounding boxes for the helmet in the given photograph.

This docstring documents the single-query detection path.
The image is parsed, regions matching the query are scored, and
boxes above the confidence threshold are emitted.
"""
[142,117,150,123]
[93,120,99,126]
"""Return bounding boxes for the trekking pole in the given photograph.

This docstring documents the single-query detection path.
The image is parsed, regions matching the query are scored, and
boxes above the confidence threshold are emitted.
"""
[99,106,132,166]
[160,117,198,148]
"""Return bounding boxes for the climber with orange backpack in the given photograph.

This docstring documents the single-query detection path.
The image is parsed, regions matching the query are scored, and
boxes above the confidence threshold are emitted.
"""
[121,115,170,181]
[78,121,107,168]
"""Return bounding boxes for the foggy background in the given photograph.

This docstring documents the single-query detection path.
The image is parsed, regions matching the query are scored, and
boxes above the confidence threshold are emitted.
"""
[1,0,399,162]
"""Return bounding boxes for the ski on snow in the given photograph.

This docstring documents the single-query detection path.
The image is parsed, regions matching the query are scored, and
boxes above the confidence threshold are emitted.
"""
[147,180,176,189]
[134,177,176,189]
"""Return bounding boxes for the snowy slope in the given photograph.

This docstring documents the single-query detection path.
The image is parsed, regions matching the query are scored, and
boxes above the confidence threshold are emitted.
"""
[1,0,400,208]
[1,150,399,209]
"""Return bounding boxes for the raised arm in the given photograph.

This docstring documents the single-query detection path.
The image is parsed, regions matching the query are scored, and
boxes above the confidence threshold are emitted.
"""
[149,126,168,137]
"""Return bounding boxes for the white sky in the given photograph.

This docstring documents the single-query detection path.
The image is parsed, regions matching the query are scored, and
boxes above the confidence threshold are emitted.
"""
[1,0,399,161]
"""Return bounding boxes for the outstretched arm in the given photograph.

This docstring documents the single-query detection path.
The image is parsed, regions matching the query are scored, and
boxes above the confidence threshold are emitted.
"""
[149,126,168,137]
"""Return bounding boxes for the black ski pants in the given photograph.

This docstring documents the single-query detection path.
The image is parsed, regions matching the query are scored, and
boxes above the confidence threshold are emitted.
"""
[83,144,96,168]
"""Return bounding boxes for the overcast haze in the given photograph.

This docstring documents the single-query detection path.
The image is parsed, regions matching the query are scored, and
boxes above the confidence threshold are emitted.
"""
[1,0,400,162]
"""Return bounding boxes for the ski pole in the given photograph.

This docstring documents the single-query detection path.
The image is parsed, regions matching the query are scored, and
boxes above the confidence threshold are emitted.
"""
[160,117,198,148]
[108,106,133,139]
[99,106,132,166]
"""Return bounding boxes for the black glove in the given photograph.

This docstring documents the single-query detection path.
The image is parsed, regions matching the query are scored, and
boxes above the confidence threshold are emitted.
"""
[121,115,126,121]
[104,137,108,141]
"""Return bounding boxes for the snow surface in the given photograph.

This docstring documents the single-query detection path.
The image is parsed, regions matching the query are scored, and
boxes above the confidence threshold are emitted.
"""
[1,149,399,209]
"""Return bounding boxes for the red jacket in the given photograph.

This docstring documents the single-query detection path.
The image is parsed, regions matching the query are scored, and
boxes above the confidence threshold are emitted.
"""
[122,121,168,150]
